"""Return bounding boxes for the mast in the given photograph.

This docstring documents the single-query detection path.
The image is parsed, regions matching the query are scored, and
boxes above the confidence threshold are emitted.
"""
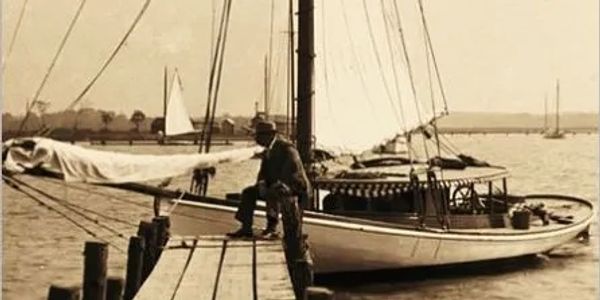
[163,66,168,130]
[543,93,547,131]
[264,55,269,120]
[296,0,314,164]
[287,0,296,139]
[555,79,560,131]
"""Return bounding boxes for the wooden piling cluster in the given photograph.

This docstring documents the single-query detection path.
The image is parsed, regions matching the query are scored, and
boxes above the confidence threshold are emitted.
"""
[47,196,332,299]
[46,216,170,300]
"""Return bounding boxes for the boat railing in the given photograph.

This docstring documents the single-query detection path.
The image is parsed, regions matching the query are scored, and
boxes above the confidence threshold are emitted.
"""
[319,176,516,229]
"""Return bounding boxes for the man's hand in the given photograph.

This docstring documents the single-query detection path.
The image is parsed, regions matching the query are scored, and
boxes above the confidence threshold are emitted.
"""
[257,180,268,198]
[271,181,291,195]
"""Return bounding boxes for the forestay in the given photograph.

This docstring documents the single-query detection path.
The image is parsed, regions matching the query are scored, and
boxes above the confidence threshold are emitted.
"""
[4,137,262,183]
[313,0,446,154]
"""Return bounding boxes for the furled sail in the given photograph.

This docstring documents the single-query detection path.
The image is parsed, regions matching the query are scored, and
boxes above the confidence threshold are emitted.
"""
[165,71,196,136]
[313,0,446,154]
[4,138,262,183]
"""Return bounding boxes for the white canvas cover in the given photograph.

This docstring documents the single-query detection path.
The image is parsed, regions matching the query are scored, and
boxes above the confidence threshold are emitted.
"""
[3,138,262,183]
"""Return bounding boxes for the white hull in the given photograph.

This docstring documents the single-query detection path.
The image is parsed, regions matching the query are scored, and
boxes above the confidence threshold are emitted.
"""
[170,199,592,274]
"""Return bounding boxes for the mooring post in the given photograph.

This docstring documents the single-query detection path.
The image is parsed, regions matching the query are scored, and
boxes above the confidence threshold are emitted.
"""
[106,277,125,300]
[281,195,303,261]
[294,257,314,300]
[137,221,158,282]
[152,216,171,259]
[83,241,108,300]
[124,236,145,300]
[47,285,81,300]
[280,195,310,299]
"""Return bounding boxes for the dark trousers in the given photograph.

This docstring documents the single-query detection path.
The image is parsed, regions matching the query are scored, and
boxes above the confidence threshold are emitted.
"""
[235,185,289,229]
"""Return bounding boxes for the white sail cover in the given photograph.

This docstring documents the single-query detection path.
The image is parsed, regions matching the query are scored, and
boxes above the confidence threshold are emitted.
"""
[3,138,262,183]
[165,71,196,136]
[314,0,446,154]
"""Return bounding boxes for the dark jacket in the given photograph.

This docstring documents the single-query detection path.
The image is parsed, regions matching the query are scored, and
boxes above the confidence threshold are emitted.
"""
[257,137,311,200]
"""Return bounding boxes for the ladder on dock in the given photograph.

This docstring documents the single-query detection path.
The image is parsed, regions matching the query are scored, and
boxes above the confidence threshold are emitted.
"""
[134,235,296,300]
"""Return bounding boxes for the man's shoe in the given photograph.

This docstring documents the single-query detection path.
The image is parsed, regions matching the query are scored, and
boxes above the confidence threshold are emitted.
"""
[260,227,280,240]
[226,228,253,238]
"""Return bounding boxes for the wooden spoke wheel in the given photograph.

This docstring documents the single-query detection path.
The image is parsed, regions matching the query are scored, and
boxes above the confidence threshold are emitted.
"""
[451,184,483,213]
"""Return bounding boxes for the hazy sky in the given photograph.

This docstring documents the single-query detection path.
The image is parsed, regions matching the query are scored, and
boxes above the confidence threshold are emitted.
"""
[2,0,598,117]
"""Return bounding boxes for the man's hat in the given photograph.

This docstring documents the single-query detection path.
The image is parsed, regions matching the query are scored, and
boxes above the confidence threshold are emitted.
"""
[254,120,277,135]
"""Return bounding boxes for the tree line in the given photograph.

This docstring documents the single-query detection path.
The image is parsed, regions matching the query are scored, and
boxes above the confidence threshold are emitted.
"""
[2,108,151,133]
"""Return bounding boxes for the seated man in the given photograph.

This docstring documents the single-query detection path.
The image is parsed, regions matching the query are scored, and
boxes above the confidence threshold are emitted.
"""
[227,120,311,238]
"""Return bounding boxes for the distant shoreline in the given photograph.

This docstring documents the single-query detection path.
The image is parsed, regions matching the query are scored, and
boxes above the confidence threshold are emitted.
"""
[3,126,596,143]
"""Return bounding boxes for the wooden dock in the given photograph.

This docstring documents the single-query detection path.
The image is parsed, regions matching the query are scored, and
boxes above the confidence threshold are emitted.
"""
[134,235,296,300]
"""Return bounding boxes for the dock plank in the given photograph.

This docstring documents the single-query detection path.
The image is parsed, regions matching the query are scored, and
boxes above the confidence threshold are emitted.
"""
[134,236,300,299]
[214,240,255,299]
[173,239,224,300]
[256,242,296,300]
[134,246,192,300]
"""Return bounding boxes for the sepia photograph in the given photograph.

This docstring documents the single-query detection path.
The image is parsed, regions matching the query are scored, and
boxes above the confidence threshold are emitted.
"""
[2,0,598,299]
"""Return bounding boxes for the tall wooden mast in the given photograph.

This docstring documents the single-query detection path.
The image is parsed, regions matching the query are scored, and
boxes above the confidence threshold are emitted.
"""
[543,94,547,131]
[163,66,168,131]
[555,79,560,131]
[296,0,314,164]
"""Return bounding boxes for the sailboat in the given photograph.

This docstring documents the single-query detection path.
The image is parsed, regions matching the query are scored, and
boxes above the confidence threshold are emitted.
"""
[543,80,566,139]
[158,68,199,144]
[3,0,592,274]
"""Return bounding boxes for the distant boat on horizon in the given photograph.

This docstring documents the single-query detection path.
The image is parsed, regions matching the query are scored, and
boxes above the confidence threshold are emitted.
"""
[544,79,565,139]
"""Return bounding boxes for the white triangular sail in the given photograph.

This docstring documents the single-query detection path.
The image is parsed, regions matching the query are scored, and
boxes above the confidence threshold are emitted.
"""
[165,71,196,136]
[313,0,446,154]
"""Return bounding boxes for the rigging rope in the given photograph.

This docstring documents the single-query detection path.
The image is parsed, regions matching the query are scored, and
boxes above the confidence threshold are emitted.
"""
[318,0,345,147]
[338,0,384,131]
[423,19,443,169]
[379,0,415,169]
[267,0,276,116]
[205,0,233,153]
[417,0,449,115]
[10,176,130,242]
[268,39,286,114]
[17,0,89,135]
[3,0,29,72]
[4,175,126,253]
[390,0,430,162]
[200,0,232,153]
[361,0,402,127]
[200,0,227,152]
[39,176,154,209]
[36,176,229,224]
[42,0,153,138]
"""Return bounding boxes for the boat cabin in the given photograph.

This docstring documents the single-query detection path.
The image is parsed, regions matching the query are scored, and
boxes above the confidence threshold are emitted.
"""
[315,166,518,229]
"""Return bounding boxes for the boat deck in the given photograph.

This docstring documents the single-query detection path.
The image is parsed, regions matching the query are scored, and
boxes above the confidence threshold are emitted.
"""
[450,197,593,235]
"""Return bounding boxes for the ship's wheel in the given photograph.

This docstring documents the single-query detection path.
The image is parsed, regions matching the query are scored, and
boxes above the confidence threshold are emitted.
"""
[451,184,484,213]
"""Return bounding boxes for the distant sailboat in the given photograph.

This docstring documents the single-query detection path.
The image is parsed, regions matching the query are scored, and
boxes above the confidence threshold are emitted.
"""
[544,79,565,139]
[165,69,196,136]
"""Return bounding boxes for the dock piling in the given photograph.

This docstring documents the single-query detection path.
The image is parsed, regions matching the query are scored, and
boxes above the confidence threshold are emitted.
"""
[137,221,158,282]
[106,277,125,300]
[47,285,81,300]
[152,216,170,259]
[82,241,108,300]
[124,236,144,300]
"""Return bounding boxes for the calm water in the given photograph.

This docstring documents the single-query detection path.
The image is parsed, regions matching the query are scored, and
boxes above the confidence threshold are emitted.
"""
[2,134,598,299]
